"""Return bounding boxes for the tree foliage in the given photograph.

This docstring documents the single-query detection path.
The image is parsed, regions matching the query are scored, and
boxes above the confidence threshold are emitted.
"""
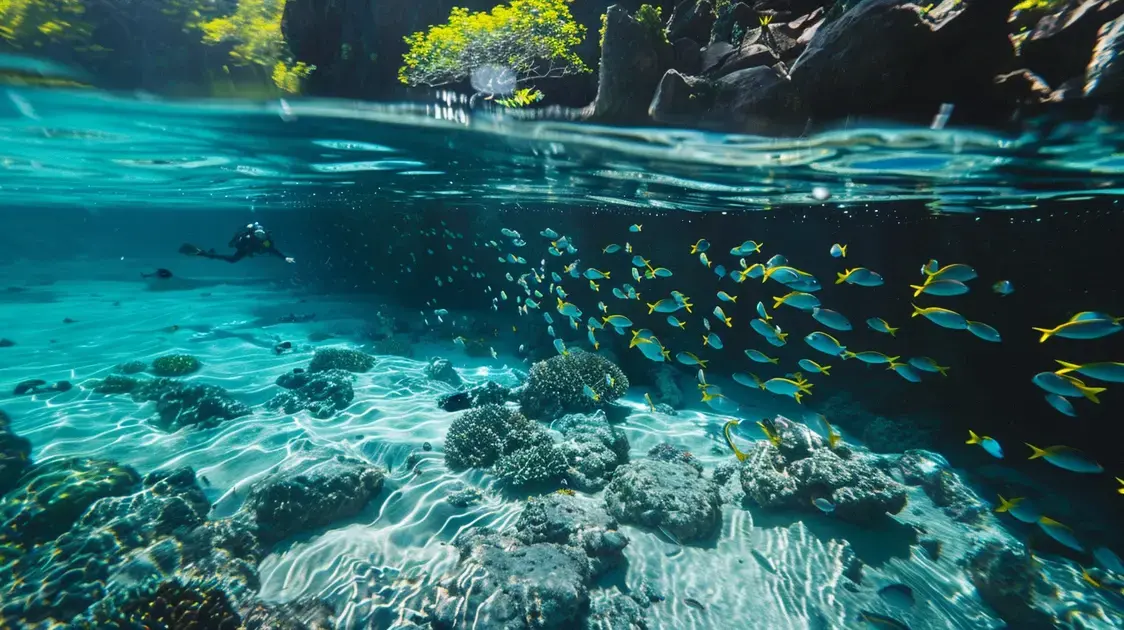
[199,0,313,93]
[0,0,92,50]
[399,0,590,89]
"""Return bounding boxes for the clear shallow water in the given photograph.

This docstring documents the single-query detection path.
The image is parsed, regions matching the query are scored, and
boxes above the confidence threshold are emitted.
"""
[3,87,1124,212]
[3,86,1124,630]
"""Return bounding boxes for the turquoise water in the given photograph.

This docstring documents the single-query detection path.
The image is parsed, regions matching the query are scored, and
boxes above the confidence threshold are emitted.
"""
[2,86,1124,629]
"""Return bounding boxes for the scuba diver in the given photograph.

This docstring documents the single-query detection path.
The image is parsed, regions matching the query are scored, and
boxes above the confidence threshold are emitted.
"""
[179,222,294,264]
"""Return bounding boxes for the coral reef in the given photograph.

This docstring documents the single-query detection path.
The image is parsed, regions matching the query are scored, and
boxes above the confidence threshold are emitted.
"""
[604,458,722,543]
[493,438,569,487]
[443,404,568,488]
[135,378,252,431]
[308,347,375,373]
[0,409,31,497]
[445,483,484,508]
[735,417,908,524]
[241,453,385,545]
[434,527,592,629]
[92,374,143,395]
[424,357,462,387]
[647,442,702,473]
[436,380,511,412]
[268,368,355,419]
[514,492,629,578]
[76,576,243,630]
[897,450,987,524]
[517,350,629,420]
[150,354,202,377]
[555,411,630,491]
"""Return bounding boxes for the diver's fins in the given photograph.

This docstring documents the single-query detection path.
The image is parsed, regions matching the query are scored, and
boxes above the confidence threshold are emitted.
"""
[178,243,203,256]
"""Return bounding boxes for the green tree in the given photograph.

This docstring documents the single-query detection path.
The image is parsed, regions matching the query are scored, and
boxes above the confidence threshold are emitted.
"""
[399,0,589,92]
[0,0,93,50]
[199,0,313,93]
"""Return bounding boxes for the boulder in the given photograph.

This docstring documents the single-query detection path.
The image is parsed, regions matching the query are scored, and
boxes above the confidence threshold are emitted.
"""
[136,379,252,432]
[668,0,715,44]
[700,40,736,74]
[585,5,675,122]
[435,527,592,630]
[515,492,629,577]
[268,369,354,419]
[964,541,1055,628]
[708,43,779,78]
[1085,13,1124,101]
[1019,0,1124,88]
[0,409,31,497]
[555,411,630,491]
[711,2,759,44]
[897,450,987,524]
[241,453,385,544]
[604,458,721,543]
[424,357,462,387]
[671,37,704,75]
[308,347,375,373]
[736,417,907,524]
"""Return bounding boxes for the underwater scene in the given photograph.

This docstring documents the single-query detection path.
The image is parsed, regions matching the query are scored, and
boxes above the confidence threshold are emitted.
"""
[5,0,1124,629]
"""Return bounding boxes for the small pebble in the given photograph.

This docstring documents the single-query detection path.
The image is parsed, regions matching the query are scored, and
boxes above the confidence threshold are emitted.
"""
[63,318,76,324]
[421,442,432,451]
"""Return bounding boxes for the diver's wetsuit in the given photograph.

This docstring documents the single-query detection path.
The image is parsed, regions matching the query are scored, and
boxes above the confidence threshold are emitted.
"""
[181,223,291,263]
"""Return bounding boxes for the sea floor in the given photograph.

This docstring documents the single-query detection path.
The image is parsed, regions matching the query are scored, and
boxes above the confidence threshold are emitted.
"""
[0,265,1118,630]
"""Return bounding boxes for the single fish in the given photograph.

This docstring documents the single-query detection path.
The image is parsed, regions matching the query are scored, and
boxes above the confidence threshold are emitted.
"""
[866,318,899,336]
[647,298,684,314]
[1031,372,1105,402]
[812,497,836,513]
[712,306,731,327]
[584,268,610,280]
[843,350,899,364]
[911,304,968,330]
[765,254,788,269]
[1094,547,1124,574]
[553,338,568,356]
[995,495,1041,524]
[805,331,846,356]
[745,349,779,364]
[1054,360,1124,382]
[629,224,642,232]
[1037,516,1084,552]
[889,362,923,383]
[756,301,771,321]
[829,243,847,258]
[714,264,727,278]
[644,392,657,412]
[547,325,556,338]
[925,262,977,283]
[698,252,712,268]
[676,352,708,368]
[836,267,884,287]
[717,291,738,303]
[540,228,559,239]
[589,280,600,291]
[583,384,601,401]
[910,279,969,297]
[812,308,851,331]
[731,240,763,255]
[967,320,1001,342]
[763,377,812,403]
[587,327,599,350]
[732,372,762,389]
[967,429,1003,459]
[908,356,948,376]
[723,419,749,461]
[690,239,710,254]
[1032,316,1122,342]
[141,268,173,279]
[666,315,686,329]
[703,333,724,349]
[992,280,1014,296]
[1044,393,1076,417]
[773,291,821,311]
[602,244,622,254]
[798,359,831,375]
[1026,443,1103,473]
[804,412,841,448]
[556,298,583,319]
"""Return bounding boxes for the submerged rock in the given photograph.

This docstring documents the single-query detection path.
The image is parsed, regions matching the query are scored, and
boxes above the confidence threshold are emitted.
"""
[443,404,542,470]
[436,380,511,412]
[424,357,462,387]
[445,483,484,508]
[585,4,675,122]
[241,453,385,545]
[736,417,907,524]
[515,492,629,578]
[115,360,148,375]
[308,347,375,373]
[585,587,649,630]
[135,378,252,431]
[647,442,702,473]
[604,458,721,543]
[435,527,592,630]
[149,354,201,377]
[897,450,987,524]
[268,368,355,419]
[92,374,142,395]
[518,350,629,421]
[964,541,1054,628]
[372,335,414,358]
[76,575,243,630]
[0,409,31,497]
[555,411,630,491]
